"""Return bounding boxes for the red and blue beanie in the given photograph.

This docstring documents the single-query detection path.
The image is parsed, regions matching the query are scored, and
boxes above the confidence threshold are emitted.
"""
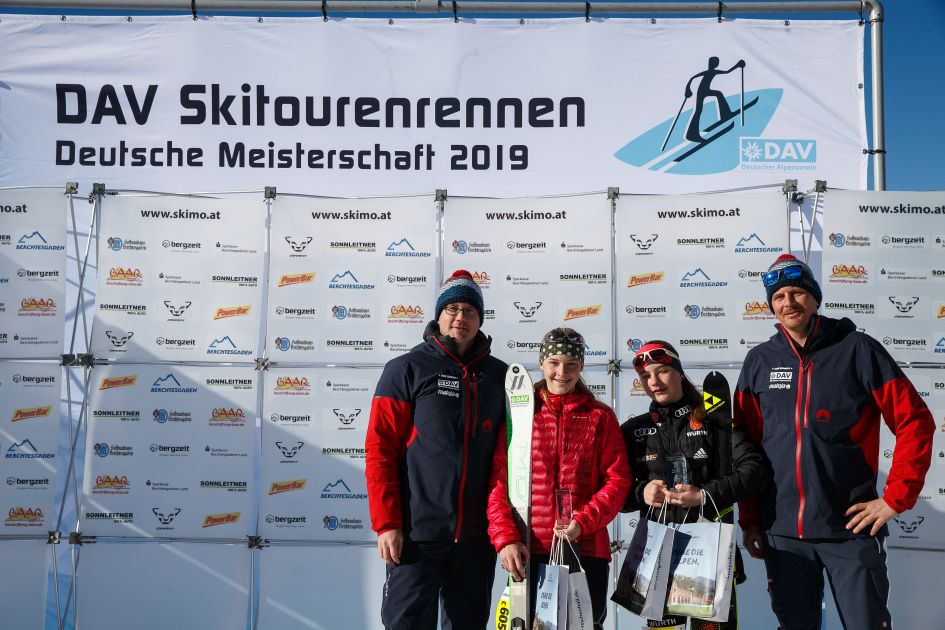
[764,254,822,310]
[435,270,484,322]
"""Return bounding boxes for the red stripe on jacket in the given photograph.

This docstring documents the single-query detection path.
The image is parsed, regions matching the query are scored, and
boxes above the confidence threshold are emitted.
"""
[365,395,414,535]
[734,388,764,530]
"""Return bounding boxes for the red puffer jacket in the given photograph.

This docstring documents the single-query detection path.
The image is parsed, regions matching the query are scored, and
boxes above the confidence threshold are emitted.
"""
[487,386,631,559]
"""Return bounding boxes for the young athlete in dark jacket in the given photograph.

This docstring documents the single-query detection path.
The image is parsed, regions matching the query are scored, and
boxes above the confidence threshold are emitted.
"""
[366,270,507,630]
[735,254,935,630]
[619,340,769,629]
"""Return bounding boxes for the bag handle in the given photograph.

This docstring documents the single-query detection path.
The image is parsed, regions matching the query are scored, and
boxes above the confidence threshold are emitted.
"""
[561,534,584,572]
[702,489,721,521]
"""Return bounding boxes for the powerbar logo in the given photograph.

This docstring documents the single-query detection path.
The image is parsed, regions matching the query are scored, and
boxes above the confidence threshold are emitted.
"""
[627,272,664,288]
[278,272,316,287]
[564,305,601,320]
[269,479,307,495]
[11,406,52,422]
[213,305,251,319]
[202,512,240,528]
[99,375,138,390]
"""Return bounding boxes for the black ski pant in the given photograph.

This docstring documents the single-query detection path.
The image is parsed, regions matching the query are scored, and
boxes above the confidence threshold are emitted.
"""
[763,533,892,630]
[528,551,611,630]
[381,538,497,630]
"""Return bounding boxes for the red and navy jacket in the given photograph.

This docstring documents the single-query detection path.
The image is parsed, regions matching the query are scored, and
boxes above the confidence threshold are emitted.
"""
[365,321,507,542]
[735,315,935,539]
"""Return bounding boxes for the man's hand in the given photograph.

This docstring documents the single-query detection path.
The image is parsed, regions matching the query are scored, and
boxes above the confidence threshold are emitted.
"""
[643,480,668,508]
[664,484,703,509]
[377,529,404,564]
[845,498,898,536]
[499,542,530,581]
[742,525,764,560]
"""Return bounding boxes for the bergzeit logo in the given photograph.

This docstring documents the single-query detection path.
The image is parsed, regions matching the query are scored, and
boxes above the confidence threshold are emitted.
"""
[614,58,796,175]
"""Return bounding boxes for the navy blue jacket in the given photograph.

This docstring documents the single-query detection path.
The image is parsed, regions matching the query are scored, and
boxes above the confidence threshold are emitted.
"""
[366,321,507,542]
[735,315,934,539]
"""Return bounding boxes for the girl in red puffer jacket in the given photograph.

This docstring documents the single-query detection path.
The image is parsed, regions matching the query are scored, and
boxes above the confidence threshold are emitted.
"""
[487,327,632,630]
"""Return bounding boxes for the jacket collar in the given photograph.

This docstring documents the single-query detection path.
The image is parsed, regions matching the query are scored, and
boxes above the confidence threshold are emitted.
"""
[422,320,492,365]
[771,314,856,357]
[649,397,693,425]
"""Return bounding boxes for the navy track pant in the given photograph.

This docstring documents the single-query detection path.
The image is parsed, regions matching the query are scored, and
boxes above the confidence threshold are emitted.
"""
[764,533,892,630]
[381,538,497,630]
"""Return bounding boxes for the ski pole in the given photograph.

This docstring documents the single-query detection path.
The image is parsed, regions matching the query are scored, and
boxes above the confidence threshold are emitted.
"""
[740,65,745,126]
[661,94,688,152]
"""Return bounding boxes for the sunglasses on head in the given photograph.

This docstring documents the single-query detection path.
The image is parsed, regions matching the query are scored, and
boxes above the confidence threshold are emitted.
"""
[762,264,803,287]
[632,347,679,369]
[543,330,585,345]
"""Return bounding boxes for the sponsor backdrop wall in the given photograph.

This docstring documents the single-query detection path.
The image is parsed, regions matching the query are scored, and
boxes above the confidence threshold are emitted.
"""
[2,183,943,629]
[0,13,940,630]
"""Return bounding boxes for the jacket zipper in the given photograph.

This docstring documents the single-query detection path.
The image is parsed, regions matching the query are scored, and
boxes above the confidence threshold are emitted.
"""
[781,321,817,539]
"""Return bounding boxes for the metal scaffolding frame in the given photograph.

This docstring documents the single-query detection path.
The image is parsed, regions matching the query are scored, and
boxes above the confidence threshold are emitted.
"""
[0,0,888,190]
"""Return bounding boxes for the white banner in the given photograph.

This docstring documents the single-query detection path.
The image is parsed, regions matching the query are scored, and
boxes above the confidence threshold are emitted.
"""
[91,193,266,362]
[0,362,60,533]
[443,194,613,366]
[0,188,68,358]
[0,16,865,195]
[260,367,377,541]
[267,196,437,364]
[820,190,945,362]
[0,541,48,629]
[82,364,257,537]
[616,192,789,362]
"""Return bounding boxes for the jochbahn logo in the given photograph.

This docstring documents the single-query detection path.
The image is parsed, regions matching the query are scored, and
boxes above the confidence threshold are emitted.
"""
[332,305,370,320]
[16,231,65,251]
[743,301,774,320]
[680,268,727,288]
[614,58,794,175]
[627,272,664,288]
[106,267,143,286]
[151,373,197,393]
[273,336,315,352]
[564,305,601,320]
[94,442,133,457]
[213,305,251,320]
[829,264,868,284]
[107,236,146,251]
[18,298,57,316]
[828,233,870,248]
[273,376,310,396]
[328,271,374,290]
[626,338,643,352]
[284,236,313,254]
[452,239,491,254]
[153,409,190,424]
[5,507,45,527]
[386,238,431,258]
[735,233,782,254]
[206,336,253,356]
[388,305,425,323]
[99,374,137,390]
[323,515,364,531]
[278,272,315,287]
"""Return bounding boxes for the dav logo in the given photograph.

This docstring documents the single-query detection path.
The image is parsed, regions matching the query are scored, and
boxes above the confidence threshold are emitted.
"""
[614,57,790,176]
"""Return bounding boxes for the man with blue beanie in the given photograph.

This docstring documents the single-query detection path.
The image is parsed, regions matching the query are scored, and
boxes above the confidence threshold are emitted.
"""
[366,270,507,630]
[735,254,934,629]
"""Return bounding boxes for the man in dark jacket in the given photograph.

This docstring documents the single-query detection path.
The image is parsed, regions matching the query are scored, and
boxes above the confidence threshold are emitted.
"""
[735,254,935,630]
[366,269,507,630]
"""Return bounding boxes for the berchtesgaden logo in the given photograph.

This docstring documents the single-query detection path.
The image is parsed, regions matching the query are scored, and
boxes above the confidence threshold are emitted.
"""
[614,57,813,175]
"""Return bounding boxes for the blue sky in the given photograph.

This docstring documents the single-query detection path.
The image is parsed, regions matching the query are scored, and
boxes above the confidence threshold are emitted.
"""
[2,0,941,190]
